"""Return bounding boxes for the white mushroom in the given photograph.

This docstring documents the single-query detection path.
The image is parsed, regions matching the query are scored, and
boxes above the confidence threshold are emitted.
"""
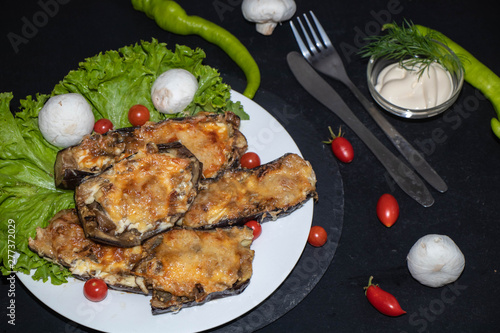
[38,93,95,148]
[407,234,465,288]
[151,69,199,114]
[242,0,297,36]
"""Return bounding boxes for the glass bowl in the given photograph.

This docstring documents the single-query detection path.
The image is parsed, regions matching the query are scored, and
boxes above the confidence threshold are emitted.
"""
[366,41,464,119]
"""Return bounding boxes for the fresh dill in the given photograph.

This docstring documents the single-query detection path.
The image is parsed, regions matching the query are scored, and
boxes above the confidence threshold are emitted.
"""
[359,20,463,77]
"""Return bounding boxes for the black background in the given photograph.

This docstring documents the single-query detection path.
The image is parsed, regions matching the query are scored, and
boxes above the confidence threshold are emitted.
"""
[1,1,500,332]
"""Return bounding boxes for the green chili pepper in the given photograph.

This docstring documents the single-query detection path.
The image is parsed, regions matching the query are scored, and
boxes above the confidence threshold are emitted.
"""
[132,0,261,100]
[414,25,500,139]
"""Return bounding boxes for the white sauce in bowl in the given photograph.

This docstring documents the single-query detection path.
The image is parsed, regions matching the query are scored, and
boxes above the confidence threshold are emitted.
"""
[375,61,453,109]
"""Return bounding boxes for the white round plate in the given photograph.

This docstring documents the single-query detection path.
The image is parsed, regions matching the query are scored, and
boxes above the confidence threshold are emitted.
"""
[17,90,314,333]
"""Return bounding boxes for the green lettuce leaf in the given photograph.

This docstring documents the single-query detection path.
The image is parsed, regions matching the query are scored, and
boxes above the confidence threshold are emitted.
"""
[0,92,74,283]
[0,39,248,284]
[52,39,248,126]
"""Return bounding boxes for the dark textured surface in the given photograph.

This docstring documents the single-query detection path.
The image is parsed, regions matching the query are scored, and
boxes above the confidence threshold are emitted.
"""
[1,1,500,332]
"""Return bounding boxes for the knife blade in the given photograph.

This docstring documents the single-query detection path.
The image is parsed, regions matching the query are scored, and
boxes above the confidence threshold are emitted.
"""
[346,81,448,193]
[287,51,434,207]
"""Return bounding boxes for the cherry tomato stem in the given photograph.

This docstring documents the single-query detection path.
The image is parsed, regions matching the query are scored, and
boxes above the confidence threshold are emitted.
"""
[323,126,354,163]
[364,276,406,317]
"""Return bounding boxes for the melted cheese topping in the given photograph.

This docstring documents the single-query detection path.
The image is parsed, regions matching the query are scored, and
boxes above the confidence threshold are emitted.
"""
[182,153,316,228]
[140,120,231,178]
[67,114,243,179]
[88,151,195,234]
[28,209,145,289]
[136,228,254,297]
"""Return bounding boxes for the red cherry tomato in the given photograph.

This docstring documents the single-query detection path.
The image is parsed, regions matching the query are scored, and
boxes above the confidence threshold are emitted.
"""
[331,137,354,163]
[128,104,150,126]
[323,126,354,163]
[376,193,400,227]
[83,278,108,302]
[308,226,327,247]
[364,276,406,317]
[245,220,262,240]
[93,118,113,134]
[240,152,261,169]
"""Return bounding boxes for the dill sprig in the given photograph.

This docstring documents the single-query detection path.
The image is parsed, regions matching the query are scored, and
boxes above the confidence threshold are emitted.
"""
[359,20,463,77]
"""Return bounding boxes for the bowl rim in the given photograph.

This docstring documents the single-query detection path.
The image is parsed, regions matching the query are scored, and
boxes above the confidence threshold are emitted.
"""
[366,40,464,118]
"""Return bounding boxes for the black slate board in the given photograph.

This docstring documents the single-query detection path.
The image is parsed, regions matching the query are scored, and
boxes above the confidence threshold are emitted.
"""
[209,89,345,332]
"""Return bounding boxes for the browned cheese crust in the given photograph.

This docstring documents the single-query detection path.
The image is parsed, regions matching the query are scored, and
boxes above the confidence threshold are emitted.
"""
[75,142,202,247]
[180,153,317,229]
[55,112,248,189]
[134,227,254,313]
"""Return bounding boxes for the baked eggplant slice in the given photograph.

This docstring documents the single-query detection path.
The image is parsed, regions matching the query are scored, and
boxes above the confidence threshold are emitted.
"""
[55,111,247,189]
[29,209,254,310]
[133,227,254,314]
[28,209,148,294]
[75,142,202,247]
[180,153,317,229]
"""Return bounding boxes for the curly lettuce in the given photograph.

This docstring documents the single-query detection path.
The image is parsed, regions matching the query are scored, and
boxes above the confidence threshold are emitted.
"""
[0,39,247,284]
[0,92,74,284]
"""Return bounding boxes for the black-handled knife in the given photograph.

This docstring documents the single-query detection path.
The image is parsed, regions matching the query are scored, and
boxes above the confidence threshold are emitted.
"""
[287,51,434,207]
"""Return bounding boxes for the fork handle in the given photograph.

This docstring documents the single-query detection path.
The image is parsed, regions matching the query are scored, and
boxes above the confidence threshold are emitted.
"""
[345,80,448,193]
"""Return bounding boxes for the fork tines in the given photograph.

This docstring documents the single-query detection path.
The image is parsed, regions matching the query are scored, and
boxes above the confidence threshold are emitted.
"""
[290,11,333,61]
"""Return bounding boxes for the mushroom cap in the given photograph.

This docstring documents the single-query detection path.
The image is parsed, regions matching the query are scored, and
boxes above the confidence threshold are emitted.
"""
[151,69,199,114]
[38,93,95,148]
[407,234,465,288]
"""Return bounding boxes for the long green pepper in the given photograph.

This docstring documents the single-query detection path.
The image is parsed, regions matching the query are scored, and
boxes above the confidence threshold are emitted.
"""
[414,25,500,139]
[132,0,261,99]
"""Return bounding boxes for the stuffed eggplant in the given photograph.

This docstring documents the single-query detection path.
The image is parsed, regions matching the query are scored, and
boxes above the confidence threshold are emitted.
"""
[133,227,254,314]
[75,142,202,247]
[28,209,148,294]
[29,209,255,313]
[180,153,317,229]
[55,111,247,189]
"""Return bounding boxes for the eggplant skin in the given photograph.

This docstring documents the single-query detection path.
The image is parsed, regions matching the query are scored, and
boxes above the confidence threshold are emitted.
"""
[151,279,250,315]
[75,142,202,248]
[54,111,247,189]
[180,153,317,229]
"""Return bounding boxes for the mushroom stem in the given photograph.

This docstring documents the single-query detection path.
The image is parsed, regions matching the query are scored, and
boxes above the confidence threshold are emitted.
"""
[256,22,278,35]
